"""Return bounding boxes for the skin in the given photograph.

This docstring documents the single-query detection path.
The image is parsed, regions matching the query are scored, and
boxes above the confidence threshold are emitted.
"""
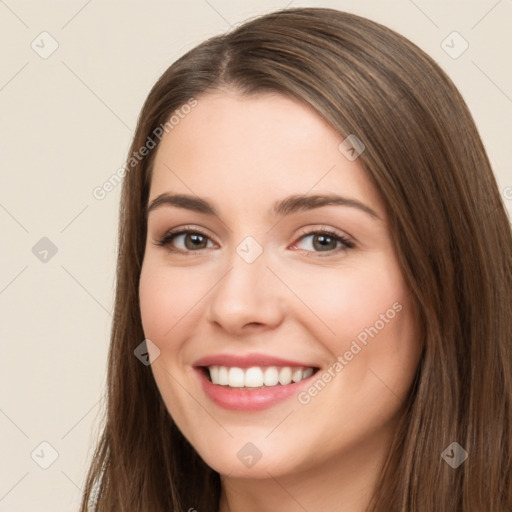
[139,90,422,512]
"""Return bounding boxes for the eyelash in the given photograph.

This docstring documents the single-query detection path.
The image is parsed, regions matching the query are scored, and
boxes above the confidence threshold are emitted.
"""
[154,225,355,257]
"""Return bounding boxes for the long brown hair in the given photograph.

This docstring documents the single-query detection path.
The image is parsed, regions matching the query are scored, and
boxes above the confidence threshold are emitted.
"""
[80,7,512,511]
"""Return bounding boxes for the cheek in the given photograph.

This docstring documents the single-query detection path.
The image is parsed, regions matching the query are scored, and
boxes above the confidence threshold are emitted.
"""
[285,253,420,391]
[138,258,207,427]
[290,256,409,342]
[139,258,208,344]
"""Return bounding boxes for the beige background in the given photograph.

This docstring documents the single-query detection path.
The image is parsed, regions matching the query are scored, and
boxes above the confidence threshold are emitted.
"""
[0,0,510,510]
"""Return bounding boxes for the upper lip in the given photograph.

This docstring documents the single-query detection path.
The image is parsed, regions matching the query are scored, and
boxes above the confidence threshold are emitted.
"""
[193,353,318,369]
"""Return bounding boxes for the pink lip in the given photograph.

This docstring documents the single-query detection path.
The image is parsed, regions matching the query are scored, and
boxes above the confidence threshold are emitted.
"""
[193,353,316,369]
[195,369,316,411]
[193,354,318,411]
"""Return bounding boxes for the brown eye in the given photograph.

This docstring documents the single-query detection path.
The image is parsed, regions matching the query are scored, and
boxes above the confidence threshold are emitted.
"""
[182,233,209,250]
[311,233,339,251]
[155,229,215,252]
[292,229,355,255]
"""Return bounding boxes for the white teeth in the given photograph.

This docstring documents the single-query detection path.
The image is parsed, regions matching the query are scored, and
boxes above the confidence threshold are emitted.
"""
[263,366,279,386]
[218,366,229,385]
[291,368,303,383]
[278,367,292,385]
[303,367,314,379]
[207,365,315,387]
[210,365,219,383]
[228,367,245,388]
[245,367,264,388]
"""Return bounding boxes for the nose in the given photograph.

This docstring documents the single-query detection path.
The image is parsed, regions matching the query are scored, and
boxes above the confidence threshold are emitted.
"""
[205,247,286,334]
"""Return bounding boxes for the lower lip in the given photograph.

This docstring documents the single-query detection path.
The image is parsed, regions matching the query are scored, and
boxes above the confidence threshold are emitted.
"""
[195,368,315,411]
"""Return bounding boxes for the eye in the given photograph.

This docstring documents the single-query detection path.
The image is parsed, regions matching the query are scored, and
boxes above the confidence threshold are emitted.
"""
[154,227,215,253]
[290,228,355,255]
[153,226,355,256]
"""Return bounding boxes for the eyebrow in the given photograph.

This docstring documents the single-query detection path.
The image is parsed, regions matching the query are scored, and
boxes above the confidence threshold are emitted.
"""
[146,192,381,220]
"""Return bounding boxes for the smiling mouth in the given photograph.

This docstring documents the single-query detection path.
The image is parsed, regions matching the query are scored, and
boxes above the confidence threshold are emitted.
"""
[200,365,319,388]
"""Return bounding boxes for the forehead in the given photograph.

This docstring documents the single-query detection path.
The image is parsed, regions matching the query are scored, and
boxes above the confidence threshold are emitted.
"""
[149,91,384,217]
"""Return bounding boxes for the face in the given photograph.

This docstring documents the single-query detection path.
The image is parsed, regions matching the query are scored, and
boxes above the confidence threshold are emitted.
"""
[139,91,421,479]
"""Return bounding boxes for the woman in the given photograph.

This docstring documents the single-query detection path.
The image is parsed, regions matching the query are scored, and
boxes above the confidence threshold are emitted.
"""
[80,7,512,511]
